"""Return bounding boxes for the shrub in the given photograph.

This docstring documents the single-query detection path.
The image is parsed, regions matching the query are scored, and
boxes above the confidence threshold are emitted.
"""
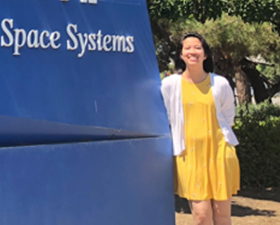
[234,102,280,188]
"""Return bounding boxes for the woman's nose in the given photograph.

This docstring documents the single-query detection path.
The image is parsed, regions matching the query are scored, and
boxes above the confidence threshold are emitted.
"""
[188,47,196,54]
[187,51,195,56]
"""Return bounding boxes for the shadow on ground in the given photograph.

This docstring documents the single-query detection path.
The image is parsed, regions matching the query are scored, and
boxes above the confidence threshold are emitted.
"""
[175,190,278,217]
[174,195,191,214]
[231,201,276,217]
[237,188,280,203]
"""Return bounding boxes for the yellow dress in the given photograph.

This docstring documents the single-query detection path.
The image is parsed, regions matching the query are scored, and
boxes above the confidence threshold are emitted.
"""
[174,75,240,201]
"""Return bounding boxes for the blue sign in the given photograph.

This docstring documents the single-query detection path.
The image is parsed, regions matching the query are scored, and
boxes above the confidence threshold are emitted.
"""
[0,138,174,225]
[0,1,174,225]
[0,0,169,146]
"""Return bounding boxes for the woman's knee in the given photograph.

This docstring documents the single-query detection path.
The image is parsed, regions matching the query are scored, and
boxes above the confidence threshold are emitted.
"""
[191,200,213,225]
[212,199,232,225]
[194,214,212,225]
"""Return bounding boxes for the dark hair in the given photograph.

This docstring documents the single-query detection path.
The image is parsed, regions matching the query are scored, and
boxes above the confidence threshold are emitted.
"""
[174,32,213,73]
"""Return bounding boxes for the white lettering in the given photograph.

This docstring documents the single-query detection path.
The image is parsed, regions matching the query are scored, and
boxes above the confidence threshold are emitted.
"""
[1,19,14,47]
[13,29,26,55]
[39,31,50,49]
[126,36,134,53]
[66,24,78,50]
[96,30,103,51]
[88,33,96,51]
[77,33,88,57]
[103,35,112,51]
[50,31,61,49]
[112,35,126,52]
[27,30,40,48]
[0,18,135,57]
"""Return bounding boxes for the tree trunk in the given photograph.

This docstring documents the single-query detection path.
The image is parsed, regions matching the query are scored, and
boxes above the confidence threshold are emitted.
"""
[242,66,270,103]
[235,66,251,104]
[212,51,236,90]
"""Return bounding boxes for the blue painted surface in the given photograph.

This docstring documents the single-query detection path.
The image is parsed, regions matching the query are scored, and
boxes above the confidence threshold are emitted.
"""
[0,114,155,147]
[0,0,169,146]
[0,1,174,225]
[0,138,174,225]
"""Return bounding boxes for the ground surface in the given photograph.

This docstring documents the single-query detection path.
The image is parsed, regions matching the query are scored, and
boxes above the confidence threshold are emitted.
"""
[175,188,280,225]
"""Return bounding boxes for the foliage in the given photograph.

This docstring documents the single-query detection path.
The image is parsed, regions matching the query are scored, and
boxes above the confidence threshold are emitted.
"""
[147,0,227,22]
[147,1,280,103]
[170,14,280,65]
[147,0,280,27]
[234,102,280,188]
[146,0,228,71]
[147,0,280,187]
[229,0,280,32]
[257,64,280,84]
[169,14,280,103]
[147,0,280,72]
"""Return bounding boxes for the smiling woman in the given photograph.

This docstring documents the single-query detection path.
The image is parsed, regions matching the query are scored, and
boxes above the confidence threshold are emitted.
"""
[180,37,206,70]
[161,32,240,225]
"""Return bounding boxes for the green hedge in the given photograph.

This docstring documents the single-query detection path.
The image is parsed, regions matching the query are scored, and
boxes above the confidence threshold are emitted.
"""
[233,102,280,188]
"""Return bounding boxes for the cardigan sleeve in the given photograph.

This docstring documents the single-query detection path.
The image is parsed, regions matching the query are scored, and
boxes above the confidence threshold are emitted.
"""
[220,79,235,126]
[161,78,171,124]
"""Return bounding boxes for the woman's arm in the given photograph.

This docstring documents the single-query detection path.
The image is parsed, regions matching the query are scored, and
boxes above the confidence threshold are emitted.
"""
[161,78,171,123]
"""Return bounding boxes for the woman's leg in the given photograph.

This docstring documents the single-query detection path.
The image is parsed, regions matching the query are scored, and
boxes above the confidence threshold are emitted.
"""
[189,200,213,225]
[212,198,232,225]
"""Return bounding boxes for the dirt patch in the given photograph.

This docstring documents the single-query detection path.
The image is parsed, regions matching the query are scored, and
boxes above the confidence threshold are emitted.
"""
[175,188,280,225]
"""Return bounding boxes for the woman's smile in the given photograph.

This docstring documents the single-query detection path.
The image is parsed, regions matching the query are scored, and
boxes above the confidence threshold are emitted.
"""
[181,37,206,66]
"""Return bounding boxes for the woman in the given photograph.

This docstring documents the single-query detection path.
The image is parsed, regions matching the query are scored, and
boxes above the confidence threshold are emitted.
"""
[161,33,240,225]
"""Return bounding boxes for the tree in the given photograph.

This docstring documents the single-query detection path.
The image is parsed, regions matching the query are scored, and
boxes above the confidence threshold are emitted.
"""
[146,1,280,104]
[228,0,280,33]
[146,0,227,71]
[170,14,280,104]
[147,0,227,22]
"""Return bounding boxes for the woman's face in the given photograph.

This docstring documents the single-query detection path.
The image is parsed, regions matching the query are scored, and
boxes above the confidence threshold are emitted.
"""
[180,37,206,68]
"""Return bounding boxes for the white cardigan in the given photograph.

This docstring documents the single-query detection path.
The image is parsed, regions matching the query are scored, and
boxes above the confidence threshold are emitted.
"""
[161,73,239,156]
